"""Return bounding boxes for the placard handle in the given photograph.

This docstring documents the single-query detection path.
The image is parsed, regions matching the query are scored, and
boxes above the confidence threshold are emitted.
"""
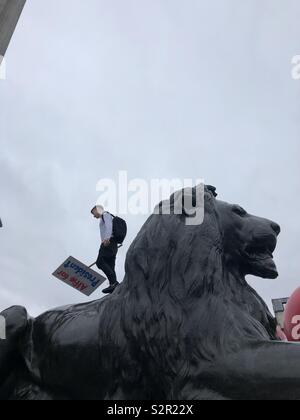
[89,262,97,269]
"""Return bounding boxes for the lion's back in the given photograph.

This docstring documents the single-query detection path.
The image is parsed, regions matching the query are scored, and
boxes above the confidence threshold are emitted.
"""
[21,295,128,399]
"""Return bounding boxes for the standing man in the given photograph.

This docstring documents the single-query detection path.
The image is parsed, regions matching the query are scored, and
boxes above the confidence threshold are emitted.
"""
[91,205,119,294]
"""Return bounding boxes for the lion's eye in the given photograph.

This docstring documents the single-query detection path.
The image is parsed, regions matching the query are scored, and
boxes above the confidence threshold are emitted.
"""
[232,206,247,217]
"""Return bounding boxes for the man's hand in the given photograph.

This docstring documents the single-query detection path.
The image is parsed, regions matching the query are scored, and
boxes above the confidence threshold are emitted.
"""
[102,239,111,247]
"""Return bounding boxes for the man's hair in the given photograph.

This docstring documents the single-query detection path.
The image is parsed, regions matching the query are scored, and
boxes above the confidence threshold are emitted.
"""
[91,205,104,214]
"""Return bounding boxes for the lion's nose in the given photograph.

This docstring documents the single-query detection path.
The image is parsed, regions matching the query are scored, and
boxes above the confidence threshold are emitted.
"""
[271,222,281,236]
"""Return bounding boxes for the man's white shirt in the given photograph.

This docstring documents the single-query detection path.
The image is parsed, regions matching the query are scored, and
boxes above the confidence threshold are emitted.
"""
[99,212,113,242]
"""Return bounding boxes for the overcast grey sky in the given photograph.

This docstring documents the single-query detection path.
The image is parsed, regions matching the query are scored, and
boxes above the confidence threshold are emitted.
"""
[1,0,300,316]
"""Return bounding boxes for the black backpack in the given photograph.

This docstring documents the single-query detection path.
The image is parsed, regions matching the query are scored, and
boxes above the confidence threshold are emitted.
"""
[107,213,127,245]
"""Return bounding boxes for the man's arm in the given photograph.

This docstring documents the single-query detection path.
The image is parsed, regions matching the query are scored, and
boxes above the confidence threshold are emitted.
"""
[102,213,113,242]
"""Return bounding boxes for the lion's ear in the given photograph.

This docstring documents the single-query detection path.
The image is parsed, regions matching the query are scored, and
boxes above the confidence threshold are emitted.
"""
[171,185,205,227]
[179,185,205,217]
[170,185,202,212]
[206,185,218,197]
[154,183,214,222]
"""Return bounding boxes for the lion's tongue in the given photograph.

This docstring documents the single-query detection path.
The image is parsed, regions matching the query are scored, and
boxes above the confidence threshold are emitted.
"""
[264,256,277,269]
[260,255,278,278]
[251,251,278,279]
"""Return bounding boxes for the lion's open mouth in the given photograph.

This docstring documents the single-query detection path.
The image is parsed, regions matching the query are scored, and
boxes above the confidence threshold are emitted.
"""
[243,234,278,279]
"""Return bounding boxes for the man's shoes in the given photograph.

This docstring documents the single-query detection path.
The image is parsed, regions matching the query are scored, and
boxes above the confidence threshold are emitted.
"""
[102,282,120,294]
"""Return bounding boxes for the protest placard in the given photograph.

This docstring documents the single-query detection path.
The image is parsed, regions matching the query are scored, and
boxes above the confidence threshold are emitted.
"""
[53,256,106,296]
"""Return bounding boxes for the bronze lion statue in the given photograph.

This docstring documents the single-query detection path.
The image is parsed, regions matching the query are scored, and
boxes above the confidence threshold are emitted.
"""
[0,185,298,400]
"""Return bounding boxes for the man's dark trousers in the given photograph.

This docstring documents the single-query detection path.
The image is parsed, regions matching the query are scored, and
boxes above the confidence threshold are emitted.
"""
[96,240,118,285]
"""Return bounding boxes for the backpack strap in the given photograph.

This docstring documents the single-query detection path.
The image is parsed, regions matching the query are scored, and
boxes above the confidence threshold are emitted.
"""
[102,212,115,223]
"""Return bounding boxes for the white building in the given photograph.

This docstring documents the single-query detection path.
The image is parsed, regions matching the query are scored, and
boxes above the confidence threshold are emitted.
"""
[272,298,289,329]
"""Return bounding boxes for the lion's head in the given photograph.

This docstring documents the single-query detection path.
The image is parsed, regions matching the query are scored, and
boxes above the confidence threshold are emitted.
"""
[123,185,280,342]
[125,184,280,287]
[215,198,280,280]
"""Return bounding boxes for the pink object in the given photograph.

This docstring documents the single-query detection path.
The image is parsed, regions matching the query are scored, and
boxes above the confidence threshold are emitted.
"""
[284,288,300,342]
